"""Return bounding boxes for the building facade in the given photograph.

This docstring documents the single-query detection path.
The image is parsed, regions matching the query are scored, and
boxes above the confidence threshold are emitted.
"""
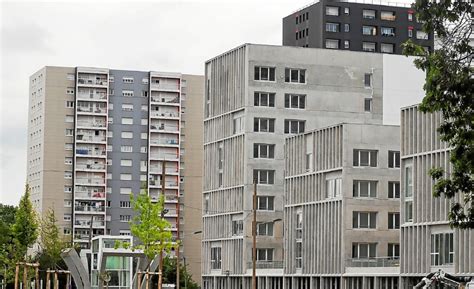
[285,123,401,289]
[282,0,433,54]
[201,44,420,289]
[400,105,474,288]
[26,66,203,281]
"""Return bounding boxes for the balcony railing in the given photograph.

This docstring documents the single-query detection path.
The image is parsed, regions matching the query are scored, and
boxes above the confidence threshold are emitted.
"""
[149,154,179,160]
[150,139,179,146]
[150,111,179,118]
[76,135,106,143]
[76,163,106,171]
[76,148,106,157]
[75,178,105,185]
[150,96,180,104]
[75,220,105,227]
[150,83,179,91]
[77,78,108,86]
[74,205,105,212]
[346,257,400,267]
[149,180,178,187]
[246,261,284,269]
[77,106,107,114]
[77,92,107,101]
[149,167,179,174]
[150,125,179,132]
[76,121,106,128]
[75,191,106,199]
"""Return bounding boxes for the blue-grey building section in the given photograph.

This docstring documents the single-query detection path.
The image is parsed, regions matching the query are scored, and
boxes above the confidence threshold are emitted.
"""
[107,69,149,235]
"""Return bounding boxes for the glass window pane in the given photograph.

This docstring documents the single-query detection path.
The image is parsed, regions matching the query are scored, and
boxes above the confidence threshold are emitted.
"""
[299,70,305,83]
[255,67,260,80]
[261,68,268,80]
[360,151,369,166]
[269,68,275,81]
[291,70,299,82]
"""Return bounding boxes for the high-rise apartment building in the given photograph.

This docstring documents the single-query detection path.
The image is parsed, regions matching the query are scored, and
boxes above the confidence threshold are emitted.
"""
[27,66,203,282]
[282,0,434,54]
[284,123,401,289]
[202,44,425,289]
[400,105,474,288]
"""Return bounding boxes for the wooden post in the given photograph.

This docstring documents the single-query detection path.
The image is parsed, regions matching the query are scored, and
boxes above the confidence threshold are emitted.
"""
[14,264,20,289]
[54,271,58,289]
[23,265,27,289]
[137,272,142,289]
[46,270,50,289]
[35,266,39,289]
[145,271,149,289]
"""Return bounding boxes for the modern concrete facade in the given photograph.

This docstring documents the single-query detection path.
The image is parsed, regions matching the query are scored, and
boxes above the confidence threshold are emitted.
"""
[400,105,474,288]
[27,66,203,281]
[285,123,401,289]
[283,0,434,54]
[201,44,426,289]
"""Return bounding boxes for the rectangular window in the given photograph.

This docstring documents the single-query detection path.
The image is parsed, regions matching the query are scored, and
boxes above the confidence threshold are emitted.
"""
[362,42,376,52]
[64,186,72,193]
[405,201,413,222]
[257,222,274,236]
[408,28,413,38]
[120,188,132,194]
[122,104,133,111]
[65,129,74,136]
[122,90,134,97]
[233,114,244,134]
[120,201,131,208]
[364,98,372,112]
[253,144,275,159]
[121,117,133,125]
[284,94,306,109]
[64,172,72,179]
[141,91,149,97]
[142,78,149,84]
[326,178,342,198]
[353,180,377,198]
[64,214,71,221]
[122,77,134,83]
[352,243,377,259]
[388,243,400,259]
[254,92,276,107]
[121,159,132,166]
[65,143,73,150]
[344,24,350,32]
[325,39,339,49]
[67,73,75,81]
[211,247,222,269]
[353,149,378,167]
[141,119,148,125]
[257,196,275,211]
[381,11,396,21]
[64,200,71,207]
[232,218,243,236]
[119,230,131,236]
[353,212,377,229]
[66,88,75,95]
[388,181,400,198]
[65,115,74,123]
[254,118,275,133]
[405,166,413,197]
[285,68,306,83]
[65,101,74,108]
[344,7,350,14]
[295,241,303,269]
[326,6,339,16]
[364,73,372,87]
[381,27,395,37]
[140,146,147,153]
[120,215,131,222]
[416,30,429,40]
[408,12,413,21]
[120,174,132,181]
[431,233,454,265]
[141,105,148,111]
[65,157,72,165]
[344,40,350,49]
[381,43,395,53]
[253,170,275,185]
[121,146,133,153]
[254,66,276,81]
[141,132,148,139]
[363,9,376,19]
[326,22,339,32]
[388,151,400,168]
[388,212,400,229]
[284,120,305,134]
[257,249,274,261]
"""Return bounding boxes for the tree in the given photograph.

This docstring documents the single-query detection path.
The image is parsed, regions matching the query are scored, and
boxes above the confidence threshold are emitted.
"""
[12,185,39,256]
[36,208,69,270]
[161,256,200,289]
[0,204,17,285]
[403,0,473,228]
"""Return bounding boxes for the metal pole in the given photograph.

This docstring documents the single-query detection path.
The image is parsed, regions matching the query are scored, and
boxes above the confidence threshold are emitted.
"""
[46,270,50,289]
[252,181,257,289]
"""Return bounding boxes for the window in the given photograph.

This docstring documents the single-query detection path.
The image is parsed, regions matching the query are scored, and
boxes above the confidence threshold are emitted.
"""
[107,145,113,152]
[388,151,400,168]
[141,119,148,125]
[353,149,378,167]
[364,98,372,112]
[344,40,350,49]
[109,89,114,96]
[254,66,275,81]
[353,180,377,198]
[257,249,273,261]
[66,88,75,95]
[65,157,72,165]
[140,146,147,153]
[119,230,131,236]
[141,132,148,140]
[67,73,75,81]
[257,196,274,210]
[326,22,339,32]
[362,26,377,36]
[363,42,376,52]
[408,28,413,38]
[431,233,454,265]
[284,120,305,134]
[120,201,131,208]
[122,77,134,83]
[65,129,74,136]
[66,101,74,108]
[120,215,131,222]
[326,178,342,198]
[381,27,395,37]
[121,132,133,139]
[233,114,244,134]
[326,6,339,16]
[285,68,306,83]
[142,78,149,84]
[65,115,74,123]
[108,76,115,82]
[64,172,72,179]
[405,201,413,222]
[121,146,133,153]
[122,90,134,97]
[405,166,413,197]
[232,218,243,236]
[388,213,400,229]
[63,228,71,235]
[121,159,132,166]
[284,94,305,109]
[352,243,377,259]
[253,170,275,185]
[295,241,303,269]
[257,222,274,236]
[121,117,133,125]
[122,104,133,111]
[306,153,313,171]
[65,143,73,150]
[254,118,275,133]
[388,181,400,198]
[253,144,275,159]
[109,103,113,110]
[381,43,395,53]
[64,186,72,193]
[363,9,376,19]
[353,212,377,229]
[211,246,222,269]
[120,188,132,194]
[344,24,350,32]
[388,244,400,259]
[108,117,113,124]
[141,91,148,97]
[64,214,71,221]
[381,11,396,21]
[64,200,71,207]
[344,7,349,14]
[254,92,275,107]
[120,174,132,181]
[364,73,372,87]
[408,12,413,21]
[416,30,429,40]
[325,39,339,49]
[141,105,148,111]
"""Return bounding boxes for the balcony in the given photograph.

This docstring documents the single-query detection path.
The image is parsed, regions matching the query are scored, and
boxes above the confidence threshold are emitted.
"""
[75,163,106,171]
[76,134,106,143]
[149,153,179,161]
[150,111,180,119]
[75,190,106,200]
[150,124,179,133]
[76,148,106,157]
[77,91,107,101]
[246,261,284,269]
[75,219,105,228]
[149,138,179,146]
[76,120,106,129]
[76,106,107,115]
[74,205,105,213]
[150,83,179,92]
[149,180,179,188]
[346,257,400,268]
[149,166,179,174]
[75,178,105,186]
[150,96,180,105]
[77,78,108,87]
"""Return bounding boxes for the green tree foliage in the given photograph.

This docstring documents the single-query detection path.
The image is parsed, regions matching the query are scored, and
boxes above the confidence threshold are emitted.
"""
[403,0,473,228]
[12,185,39,255]
[0,204,17,284]
[161,256,200,289]
[36,208,69,270]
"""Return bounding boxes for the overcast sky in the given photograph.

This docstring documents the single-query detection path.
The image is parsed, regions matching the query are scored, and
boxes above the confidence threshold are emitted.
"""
[0,0,415,206]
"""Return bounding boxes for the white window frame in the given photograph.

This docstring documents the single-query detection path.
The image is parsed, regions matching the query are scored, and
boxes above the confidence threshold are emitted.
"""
[120,146,133,153]
[362,42,377,52]
[325,39,339,49]
[122,90,134,97]
[325,22,339,32]
[257,196,275,211]
[121,159,133,166]
[254,66,276,82]
[388,212,400,229]
[253,143,275,159]
[254,92,275,107]
[122,104,133,111]
[388,181,400,198]
[254,118,275,133]
[352,212,377,229]
[256,248,274,262]
[121,117,133,125]
[284,119,305,134]
[284,94,306,109]
[285,68,306,84]
[121,132,133,139]
[253,170,275,185]
[120,188,132,195]
[325,6,339,16]
[122,77,134,83]
[353,149,378,167]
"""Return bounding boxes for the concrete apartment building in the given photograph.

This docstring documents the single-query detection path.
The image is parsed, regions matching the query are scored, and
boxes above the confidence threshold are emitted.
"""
[282,0,433,54]
[201,43,425,289]
[400,105,474,288]
[26,66,203,282]
[285,123,401,289]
